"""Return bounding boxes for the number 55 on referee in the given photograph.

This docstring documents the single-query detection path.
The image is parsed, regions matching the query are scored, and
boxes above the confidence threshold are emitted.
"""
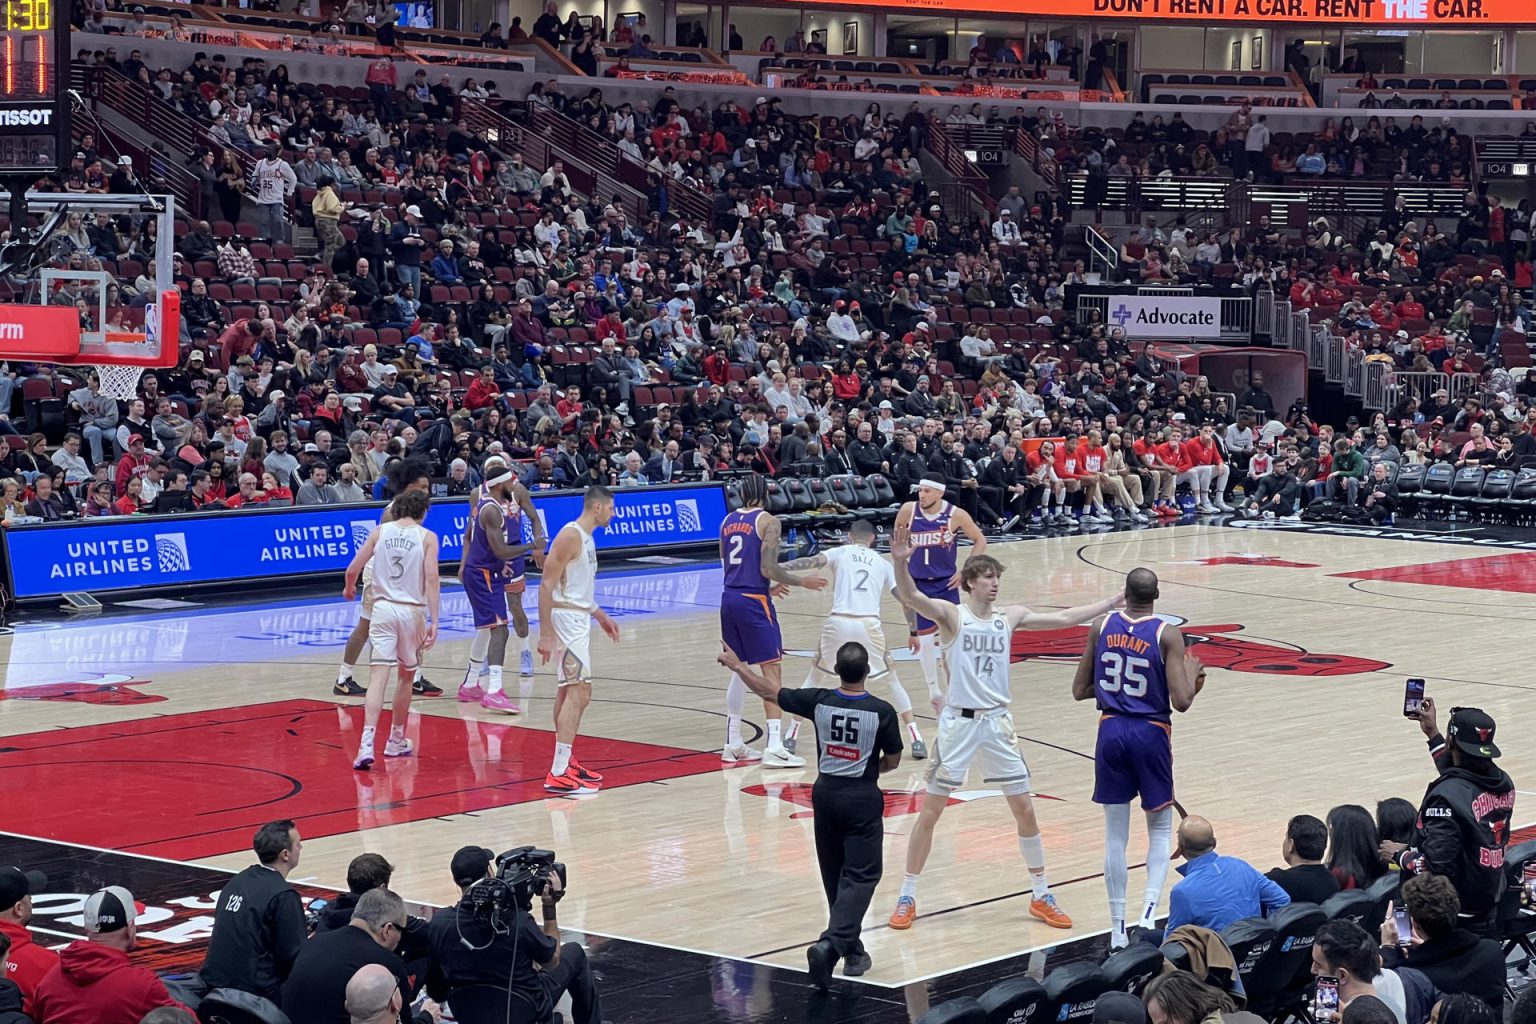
[719,642,903,990]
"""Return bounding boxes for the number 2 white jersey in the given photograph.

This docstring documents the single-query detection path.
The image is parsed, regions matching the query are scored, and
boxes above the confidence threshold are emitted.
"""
[942,604,1012,708]
[826,544,896,618]
[370,520,428,605]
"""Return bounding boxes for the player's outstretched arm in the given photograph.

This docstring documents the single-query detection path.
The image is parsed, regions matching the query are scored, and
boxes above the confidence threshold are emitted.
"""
[1010,593,1124,631]
[718,650,780,705]
[759,514,827,590]
[343,527,380,599]
[889,521,958,632]
[1071,618,1105,702]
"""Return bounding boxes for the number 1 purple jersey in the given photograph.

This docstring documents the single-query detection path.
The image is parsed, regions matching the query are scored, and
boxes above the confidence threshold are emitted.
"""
[908,501,956,582]
[1093,611,1171,721]
[721,508,768,594]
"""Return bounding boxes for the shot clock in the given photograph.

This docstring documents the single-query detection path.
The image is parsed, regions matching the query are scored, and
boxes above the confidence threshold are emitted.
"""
[0,0,67,174]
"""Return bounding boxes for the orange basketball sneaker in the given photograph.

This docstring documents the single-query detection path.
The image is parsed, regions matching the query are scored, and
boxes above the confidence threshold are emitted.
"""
[1029,894,1072,928]
[889,896,917,929]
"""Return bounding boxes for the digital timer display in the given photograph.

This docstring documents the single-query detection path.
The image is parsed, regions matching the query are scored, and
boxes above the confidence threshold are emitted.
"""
[0,0,65,173]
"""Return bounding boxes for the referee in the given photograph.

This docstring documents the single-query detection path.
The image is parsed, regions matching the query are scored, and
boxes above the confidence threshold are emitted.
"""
[720,641,903,990]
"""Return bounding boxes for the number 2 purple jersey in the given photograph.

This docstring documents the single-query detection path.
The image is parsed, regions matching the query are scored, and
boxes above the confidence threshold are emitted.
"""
[721,508,768,594]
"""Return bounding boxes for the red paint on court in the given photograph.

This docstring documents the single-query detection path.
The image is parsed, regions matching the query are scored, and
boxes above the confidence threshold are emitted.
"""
[0,700,723,860]
[1335,552,1536,594]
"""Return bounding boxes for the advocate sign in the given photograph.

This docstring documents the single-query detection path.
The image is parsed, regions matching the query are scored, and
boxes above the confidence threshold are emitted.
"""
[1107,296,1222,338]
[793,0,1519,23]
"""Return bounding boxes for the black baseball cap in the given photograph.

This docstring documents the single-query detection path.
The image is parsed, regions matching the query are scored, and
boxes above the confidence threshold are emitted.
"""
[0,868,45,912]
[450,846,493,886]
[1094,992,1149,1024]
[1448,707,1500,758]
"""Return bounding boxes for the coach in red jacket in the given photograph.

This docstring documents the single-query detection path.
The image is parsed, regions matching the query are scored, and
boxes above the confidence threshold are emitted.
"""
[31,886,192,1024]
[0,868,55,1014]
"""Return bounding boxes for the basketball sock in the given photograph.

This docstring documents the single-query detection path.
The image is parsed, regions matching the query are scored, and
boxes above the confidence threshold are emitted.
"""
[785,720,800,741]
[462,660,485,687]
[552,742,572,777]
[1104,802,1132,934]
[907,721,922,743]
[917,634,940,690]
[725,673,747,747]
[413,667,423,683]
[1140,806,1175,928]
[1019,834,1049,897]
[389,723,405,742]
[900,873,920,900]
[517,631,531,652]
[358,726,376,753]
[338,663,355,685]
[486,666,504,696]
[766,719,782,749]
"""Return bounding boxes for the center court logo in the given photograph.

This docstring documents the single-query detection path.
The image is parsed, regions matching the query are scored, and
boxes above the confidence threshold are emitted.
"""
[155,533,191,573]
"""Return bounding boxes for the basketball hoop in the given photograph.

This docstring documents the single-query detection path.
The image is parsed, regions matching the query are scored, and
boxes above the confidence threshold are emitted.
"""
[93,346,148,400]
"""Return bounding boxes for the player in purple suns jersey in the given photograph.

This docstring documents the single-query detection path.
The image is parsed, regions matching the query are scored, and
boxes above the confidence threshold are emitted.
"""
[893,478,987,714]
[1072,568,1205,949]
[720,473,827,767]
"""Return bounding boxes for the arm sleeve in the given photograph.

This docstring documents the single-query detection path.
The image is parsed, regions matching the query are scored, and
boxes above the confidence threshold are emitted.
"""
[777,688,815,718]
[1403,794,1462,877]
[520,911,559,966]
[1257,870,1293,915]
[270,889,308,979]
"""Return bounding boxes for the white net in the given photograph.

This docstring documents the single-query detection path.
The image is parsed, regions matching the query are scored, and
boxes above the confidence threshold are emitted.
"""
[94,363,146,401]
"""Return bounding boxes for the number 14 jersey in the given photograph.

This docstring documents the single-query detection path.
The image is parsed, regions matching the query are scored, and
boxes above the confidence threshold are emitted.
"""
[943,604,1013,708]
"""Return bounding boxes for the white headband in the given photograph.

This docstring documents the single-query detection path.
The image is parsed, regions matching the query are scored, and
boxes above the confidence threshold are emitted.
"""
[918,478,947,491]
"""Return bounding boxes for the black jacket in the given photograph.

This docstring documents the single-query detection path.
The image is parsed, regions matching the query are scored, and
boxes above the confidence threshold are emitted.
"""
[315,893,430,959]
[0,978,31,1024]
[1380,929,1504,1008]
[1265,863,1340,905]
[981,454,1024,491]
[281,925,426,1024]
[1397,736,1515,921]
[847,439,886,477]
[198,864,306,1001]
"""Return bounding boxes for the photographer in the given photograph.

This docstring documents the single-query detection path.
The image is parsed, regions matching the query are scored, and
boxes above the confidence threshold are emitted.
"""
[1379,701,1514,936]
[425,846,603,1024]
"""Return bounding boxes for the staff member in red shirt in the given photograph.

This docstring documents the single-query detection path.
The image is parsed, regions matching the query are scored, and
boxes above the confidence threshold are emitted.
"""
[1134,428,1179,517]
[1183,423,1233,514]
[1025,439,1071,528]
[1053,433,1106,525]
[0,868,56,1015]
[1156,425,1196,513]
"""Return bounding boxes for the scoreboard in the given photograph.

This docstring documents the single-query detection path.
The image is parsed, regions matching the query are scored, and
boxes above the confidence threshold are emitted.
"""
[0,0,67,174]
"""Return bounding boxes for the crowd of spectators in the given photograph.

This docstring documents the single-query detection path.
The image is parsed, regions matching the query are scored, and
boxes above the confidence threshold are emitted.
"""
[7,25,1507,532]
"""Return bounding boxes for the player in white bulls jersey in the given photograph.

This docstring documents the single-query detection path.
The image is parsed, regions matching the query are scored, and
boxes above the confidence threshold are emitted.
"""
[885,520,1122,932]
[781,519,930,759]
[343,489,441,770]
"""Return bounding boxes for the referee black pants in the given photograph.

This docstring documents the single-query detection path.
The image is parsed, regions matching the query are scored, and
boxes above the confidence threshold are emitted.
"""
[812,780,885,959]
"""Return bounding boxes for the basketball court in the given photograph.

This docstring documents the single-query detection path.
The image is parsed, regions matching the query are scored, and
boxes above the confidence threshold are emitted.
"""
[4,521,1535,1019]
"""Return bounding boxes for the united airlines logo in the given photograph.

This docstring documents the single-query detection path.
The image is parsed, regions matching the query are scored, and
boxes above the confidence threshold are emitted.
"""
[350,520,376,551]
[155,533,191,573]
[675,498,700,532]
[605,497,706,538]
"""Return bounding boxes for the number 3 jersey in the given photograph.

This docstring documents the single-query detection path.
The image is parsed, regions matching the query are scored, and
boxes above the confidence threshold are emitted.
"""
[1093,611,1170,720]
[943,604,1014,708]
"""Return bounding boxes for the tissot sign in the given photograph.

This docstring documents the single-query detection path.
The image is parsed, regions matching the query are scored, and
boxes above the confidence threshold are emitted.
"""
[1107,296,1222,339]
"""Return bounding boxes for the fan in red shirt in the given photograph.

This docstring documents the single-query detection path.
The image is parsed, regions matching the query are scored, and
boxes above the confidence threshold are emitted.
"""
[1156,425,1196,512]
[0,868,57,1016]
[1183,423,1233,514]
[1134,429,1179,517]
[555,385,585,434]
[1395,290,1426,321]
[463,364,502,412]
[1024,439,1072,527]
[1053,434,1106,524]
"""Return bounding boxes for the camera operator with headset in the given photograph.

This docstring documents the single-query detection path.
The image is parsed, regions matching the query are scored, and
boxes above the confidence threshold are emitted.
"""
[425,846,604,1024]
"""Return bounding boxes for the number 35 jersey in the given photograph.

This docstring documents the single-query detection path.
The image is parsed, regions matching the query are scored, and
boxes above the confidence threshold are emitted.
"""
[1093,611,1170,720]
[943,604,1014,708]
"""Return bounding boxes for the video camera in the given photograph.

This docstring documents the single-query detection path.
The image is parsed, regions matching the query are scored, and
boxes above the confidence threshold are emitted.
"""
[466,846,567,919]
